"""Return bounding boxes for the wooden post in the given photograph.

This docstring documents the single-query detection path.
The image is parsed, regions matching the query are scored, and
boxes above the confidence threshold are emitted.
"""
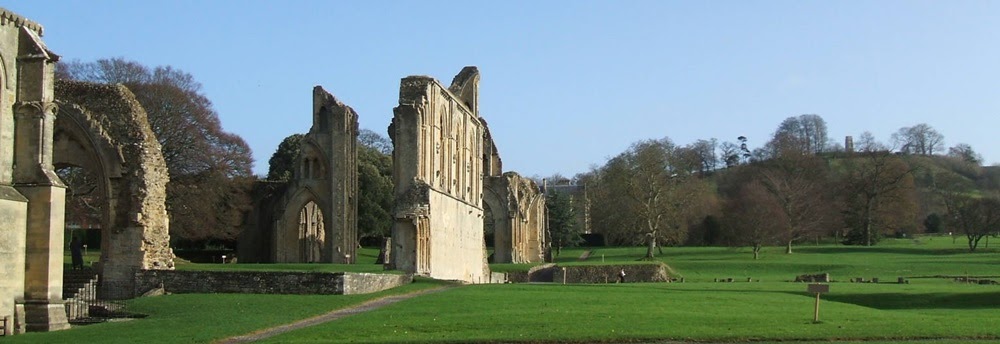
[807,284,829,323]
[813,292,820,322]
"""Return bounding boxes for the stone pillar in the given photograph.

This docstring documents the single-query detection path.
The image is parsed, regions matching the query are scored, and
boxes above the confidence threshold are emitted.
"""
[13,101,70,332]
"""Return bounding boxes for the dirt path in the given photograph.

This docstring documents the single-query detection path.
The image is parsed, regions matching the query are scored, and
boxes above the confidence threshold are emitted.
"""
[215,285,455,344]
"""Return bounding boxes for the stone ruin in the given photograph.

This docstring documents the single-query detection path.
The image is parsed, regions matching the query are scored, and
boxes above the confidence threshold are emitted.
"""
[387,67,548,282]
[240,86,359,264]
[387,68,490,282]
[480,116,547,264]
[54,81,175,289]
[0,9,70,332]
[0,8,174,334]
[484,172,546,264]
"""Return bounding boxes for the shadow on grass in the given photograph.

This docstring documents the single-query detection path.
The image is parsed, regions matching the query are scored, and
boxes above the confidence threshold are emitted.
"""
[794,246,981,256]
[816,292,1000,310]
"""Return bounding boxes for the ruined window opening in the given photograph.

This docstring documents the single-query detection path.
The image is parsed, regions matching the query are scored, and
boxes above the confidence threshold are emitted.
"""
[298,201,325,263]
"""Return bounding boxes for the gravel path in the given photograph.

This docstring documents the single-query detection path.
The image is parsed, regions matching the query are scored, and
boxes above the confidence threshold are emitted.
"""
[215,285,454,344]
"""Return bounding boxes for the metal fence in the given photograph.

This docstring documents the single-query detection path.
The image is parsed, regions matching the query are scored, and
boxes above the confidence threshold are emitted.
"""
[66,281,143,324]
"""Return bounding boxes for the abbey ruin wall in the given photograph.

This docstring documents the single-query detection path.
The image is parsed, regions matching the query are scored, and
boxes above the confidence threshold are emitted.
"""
[389,68,489,283]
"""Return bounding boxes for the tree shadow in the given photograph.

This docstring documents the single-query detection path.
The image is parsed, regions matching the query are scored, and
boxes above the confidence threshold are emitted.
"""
[794,246,978,256]
[809,291,1000,310]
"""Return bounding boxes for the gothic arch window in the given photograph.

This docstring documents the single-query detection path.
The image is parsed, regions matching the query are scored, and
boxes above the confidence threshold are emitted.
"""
[299,201,325,263]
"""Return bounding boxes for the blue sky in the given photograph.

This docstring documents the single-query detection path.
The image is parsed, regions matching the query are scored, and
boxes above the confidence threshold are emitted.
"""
[11,1,1000,177]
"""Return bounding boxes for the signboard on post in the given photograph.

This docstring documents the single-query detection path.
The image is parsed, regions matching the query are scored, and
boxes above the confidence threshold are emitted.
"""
[808,283,829,323]
[808,284,829,294]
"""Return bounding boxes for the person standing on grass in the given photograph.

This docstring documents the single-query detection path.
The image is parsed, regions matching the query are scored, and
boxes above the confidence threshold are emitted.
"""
[70,236,84,270]
[618,268,626,283]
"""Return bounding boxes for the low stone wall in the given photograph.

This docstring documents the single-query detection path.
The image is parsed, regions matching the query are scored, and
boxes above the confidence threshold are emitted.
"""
[506,263,670,284]
[553,264,670,284]
[507,263,558,283]
[135,270,412,295]
[341,273,413,295]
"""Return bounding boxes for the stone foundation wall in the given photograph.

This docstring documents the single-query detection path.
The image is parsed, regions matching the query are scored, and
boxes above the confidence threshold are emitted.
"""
[552,264,670,284]
[341,273,413,295]
[135,270,411,295]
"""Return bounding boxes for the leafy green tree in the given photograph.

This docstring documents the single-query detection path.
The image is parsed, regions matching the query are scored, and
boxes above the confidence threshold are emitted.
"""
[357,144,393,242]
[923,213,943,233]
[266,134,304,181]
[265,130,394,244]
[947,143,982,165]
[547,190,582,256]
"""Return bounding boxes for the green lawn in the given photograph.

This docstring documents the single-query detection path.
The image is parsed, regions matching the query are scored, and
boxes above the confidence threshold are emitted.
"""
[549,236,1000,282]
[18,236,1000,343]
[5,278,454,344]
[263,282,1000,343]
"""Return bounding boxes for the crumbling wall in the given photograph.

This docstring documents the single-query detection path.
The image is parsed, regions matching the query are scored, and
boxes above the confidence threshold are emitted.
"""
[389,67,489,283]
[135,270,411,295]
[484,172,547,263]
[241,86,358,264]
[54,80,175,292]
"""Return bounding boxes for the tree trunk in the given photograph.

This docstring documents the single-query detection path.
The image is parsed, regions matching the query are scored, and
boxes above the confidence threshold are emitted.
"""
[645,234,656,259]
[865,198,875,246]
[785,240,793,254]
[753,245,760,260]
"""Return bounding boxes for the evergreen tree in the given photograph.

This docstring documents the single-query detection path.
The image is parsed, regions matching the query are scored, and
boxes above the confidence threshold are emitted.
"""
[547,191,582,256]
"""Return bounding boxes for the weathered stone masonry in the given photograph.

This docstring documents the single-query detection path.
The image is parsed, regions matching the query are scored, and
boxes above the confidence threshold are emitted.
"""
[54,81,175,294]
[484,172,546,264]
[240,86,358,264]
[0,7,69,333]
[388,67,490,283]
[135,270,411,295]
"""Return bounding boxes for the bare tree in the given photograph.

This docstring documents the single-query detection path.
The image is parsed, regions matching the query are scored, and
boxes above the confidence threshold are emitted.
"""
[359,128,393,155]
[756,154,837,253]
[592,138,710,258]
[947,143,982,165]
[722,180,786,259]
[767,114,830,156]
[719,141,741,168]
[892,123,945,156]
[59,58,254,246]
[841,147,919,246]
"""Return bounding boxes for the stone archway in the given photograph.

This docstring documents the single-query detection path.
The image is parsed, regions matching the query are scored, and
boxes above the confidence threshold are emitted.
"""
[298,201,325,263]
[54,80,174,293]
[240,86,358,264]
[482,186,510,263]
[274,188,329,263]
[483,172,547,264]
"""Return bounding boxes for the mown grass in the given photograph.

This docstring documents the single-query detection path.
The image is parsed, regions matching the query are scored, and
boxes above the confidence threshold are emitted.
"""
[550,236,1000,282]
[263,282,1000,343]
[19,236,1000,343]
[5,278,454,344]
